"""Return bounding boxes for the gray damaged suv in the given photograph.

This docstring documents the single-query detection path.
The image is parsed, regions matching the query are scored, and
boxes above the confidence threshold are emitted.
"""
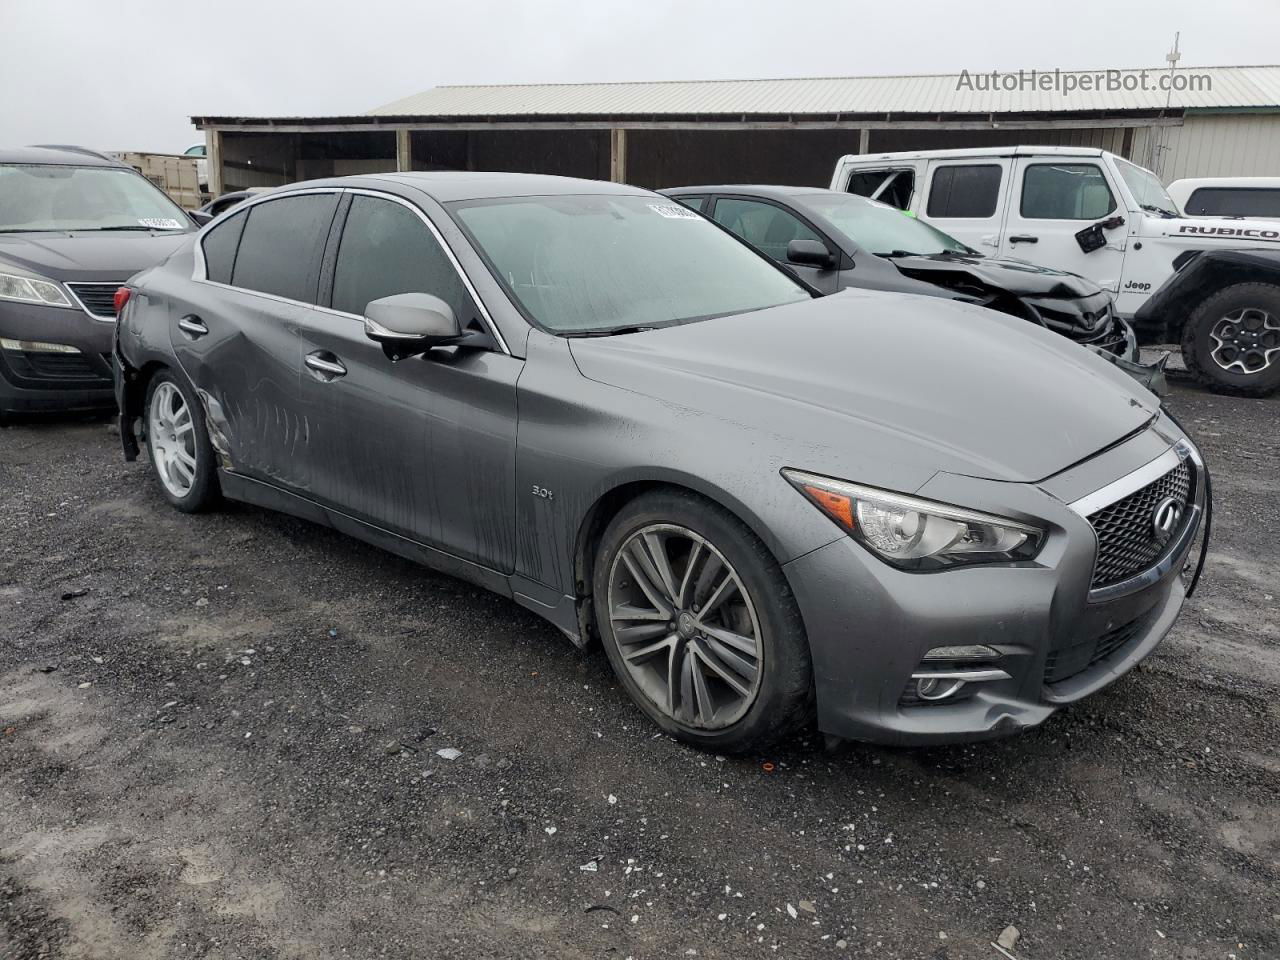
[0,146,195,416]
[114,173,1208,750]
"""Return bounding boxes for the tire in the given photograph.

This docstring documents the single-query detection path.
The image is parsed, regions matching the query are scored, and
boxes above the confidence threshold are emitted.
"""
[592,489,813,753]
[1180,282,1280,397]
[144,369,221,512]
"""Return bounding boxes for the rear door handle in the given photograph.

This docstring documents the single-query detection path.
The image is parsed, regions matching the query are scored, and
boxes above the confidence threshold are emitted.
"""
[305,351,347,380]
[1008,234,1039,244]
[178,315,208,338]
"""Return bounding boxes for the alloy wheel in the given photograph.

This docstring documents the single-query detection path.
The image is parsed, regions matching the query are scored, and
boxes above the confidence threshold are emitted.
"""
[1208,307,1280,374]
[148,381,198,498]
[606,523,763,730]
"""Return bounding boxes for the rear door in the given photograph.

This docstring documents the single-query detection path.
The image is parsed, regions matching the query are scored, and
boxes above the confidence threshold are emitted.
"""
[1000,158,1128,294]
[296,190,521,572]
[172,190,339,488]
[918,159,1011,255]
[707,195,843,294]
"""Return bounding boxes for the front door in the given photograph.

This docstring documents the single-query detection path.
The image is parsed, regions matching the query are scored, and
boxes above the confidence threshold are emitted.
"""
[297,191,520,573]
[1000,158,1129,296]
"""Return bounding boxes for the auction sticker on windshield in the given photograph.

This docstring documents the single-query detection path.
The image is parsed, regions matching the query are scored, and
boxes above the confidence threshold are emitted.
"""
[137,218,186,229]
[647,203,701,220]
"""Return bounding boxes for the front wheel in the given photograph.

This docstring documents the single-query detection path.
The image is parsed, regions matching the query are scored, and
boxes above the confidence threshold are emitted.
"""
[1181,282,1280,397]
[144,371,221,512]
[592,490,813,753]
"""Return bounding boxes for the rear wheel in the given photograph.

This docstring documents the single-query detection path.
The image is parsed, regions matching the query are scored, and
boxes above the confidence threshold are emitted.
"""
[1181,283,1280,397]
[592,489,812,752]
[145,371,220,512]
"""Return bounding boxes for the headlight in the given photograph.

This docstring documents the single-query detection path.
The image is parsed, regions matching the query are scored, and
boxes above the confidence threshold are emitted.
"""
[0,269,74,308]
[783,469,1045,570]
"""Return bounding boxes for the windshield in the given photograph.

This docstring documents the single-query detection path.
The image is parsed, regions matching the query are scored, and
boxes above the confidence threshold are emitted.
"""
[0,164,192,233]
[798,193,972,257]
[451,194,810,334]
[1115,158,1179,217]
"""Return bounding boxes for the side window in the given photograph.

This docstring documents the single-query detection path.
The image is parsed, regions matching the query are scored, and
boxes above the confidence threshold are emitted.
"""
[231,193,339,303]
[184,145,206,157]
[331,195,473,320]
[712,198,823,261]
[673,195,705,212]
[1185,187,1280,218]
[1021,164,1116,220]
[846,170,892,198]
[200,210,246,285]
[846,169,915,210]
[926,165,1003,219]
[876,171,915,210]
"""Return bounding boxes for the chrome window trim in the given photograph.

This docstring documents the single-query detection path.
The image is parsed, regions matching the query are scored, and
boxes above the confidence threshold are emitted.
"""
[64,281,126,323]
[191,185,510,355]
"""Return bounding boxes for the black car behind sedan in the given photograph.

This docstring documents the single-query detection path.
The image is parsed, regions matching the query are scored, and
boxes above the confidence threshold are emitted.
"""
[0,146,195,417]
[661,184,1140,362]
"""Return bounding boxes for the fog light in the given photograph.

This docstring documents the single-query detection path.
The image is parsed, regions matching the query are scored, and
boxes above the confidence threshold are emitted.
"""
[923,644,1000,661]
[0,338,80,354]
[916,677,966,701]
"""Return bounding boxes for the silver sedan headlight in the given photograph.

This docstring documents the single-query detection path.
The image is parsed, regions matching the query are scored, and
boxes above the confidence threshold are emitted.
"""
[0,268,74,308]
[783,469,1045,570]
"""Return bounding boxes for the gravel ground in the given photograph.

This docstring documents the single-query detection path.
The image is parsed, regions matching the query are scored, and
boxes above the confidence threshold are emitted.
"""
[1,380,1277,960]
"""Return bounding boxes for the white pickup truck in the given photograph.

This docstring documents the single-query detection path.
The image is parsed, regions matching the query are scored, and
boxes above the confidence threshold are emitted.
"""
[830,147,1280,395]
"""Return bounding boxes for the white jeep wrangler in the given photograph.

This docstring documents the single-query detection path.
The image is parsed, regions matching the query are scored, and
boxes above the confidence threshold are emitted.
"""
[830,147,1280,395]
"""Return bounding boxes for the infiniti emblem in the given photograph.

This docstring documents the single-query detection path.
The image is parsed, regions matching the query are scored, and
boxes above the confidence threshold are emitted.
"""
[1151,496,1183,545]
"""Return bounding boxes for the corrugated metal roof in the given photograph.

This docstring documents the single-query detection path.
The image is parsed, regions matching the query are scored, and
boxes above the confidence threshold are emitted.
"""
[368,65,1280,118]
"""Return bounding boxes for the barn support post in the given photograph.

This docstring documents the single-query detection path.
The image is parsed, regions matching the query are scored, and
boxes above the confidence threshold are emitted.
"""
[395,129,411,172]
[206,129,224,198]
[609,128,627,183]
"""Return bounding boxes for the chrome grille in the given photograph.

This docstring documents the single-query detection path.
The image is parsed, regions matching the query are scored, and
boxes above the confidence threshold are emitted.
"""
[66,282,123,320]
[1087,459,1193,589]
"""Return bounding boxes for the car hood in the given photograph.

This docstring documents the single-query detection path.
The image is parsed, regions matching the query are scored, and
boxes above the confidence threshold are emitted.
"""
[886,252,1102,299]
[0,231,192,283]
[569,290,1158,486]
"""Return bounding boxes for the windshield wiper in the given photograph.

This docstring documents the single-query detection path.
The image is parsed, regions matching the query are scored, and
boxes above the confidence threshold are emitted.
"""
[563,325,657,338]
[78,225,183,232]
[1140,204,1178,219]
[876,249,926,258]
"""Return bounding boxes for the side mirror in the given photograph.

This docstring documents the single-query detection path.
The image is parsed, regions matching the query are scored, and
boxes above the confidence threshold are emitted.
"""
[188,210,214,227]
[363,292,461,360]
[787,238,836,270]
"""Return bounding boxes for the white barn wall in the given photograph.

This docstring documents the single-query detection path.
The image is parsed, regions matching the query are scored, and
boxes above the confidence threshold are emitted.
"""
[1145,112,1280,181]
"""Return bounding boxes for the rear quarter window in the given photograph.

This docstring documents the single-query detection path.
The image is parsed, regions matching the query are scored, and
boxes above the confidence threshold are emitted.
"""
[200,211,246,285]
[230,194,339,303]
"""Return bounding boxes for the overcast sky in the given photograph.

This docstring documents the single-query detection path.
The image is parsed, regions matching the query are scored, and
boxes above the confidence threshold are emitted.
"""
[3,0,1278,153]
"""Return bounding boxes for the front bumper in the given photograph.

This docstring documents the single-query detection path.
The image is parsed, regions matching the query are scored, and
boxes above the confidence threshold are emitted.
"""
[0,299,115,414]
[784,425,1204,746]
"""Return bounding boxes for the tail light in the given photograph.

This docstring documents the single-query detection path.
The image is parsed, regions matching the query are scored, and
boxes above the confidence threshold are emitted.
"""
[113,286,132,315]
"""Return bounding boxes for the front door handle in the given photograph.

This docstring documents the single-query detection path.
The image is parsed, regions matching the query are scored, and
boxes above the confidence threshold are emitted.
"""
[305,351,347,380]
[1008,234,1039,244]
[178,315,208,338]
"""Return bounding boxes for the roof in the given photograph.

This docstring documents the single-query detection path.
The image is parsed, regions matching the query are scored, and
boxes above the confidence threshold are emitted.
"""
[366,65,1280,119]
[837,145,1111,163]
[662,184,830,200]
[279,171,649,203]
[0,145,123,166]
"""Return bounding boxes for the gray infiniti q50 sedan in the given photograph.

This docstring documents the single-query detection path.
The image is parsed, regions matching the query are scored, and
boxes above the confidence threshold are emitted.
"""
[113,172,1207,750]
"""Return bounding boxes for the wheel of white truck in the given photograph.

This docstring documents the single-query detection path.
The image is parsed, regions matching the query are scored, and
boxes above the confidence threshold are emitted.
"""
[1182,282,1280,398]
